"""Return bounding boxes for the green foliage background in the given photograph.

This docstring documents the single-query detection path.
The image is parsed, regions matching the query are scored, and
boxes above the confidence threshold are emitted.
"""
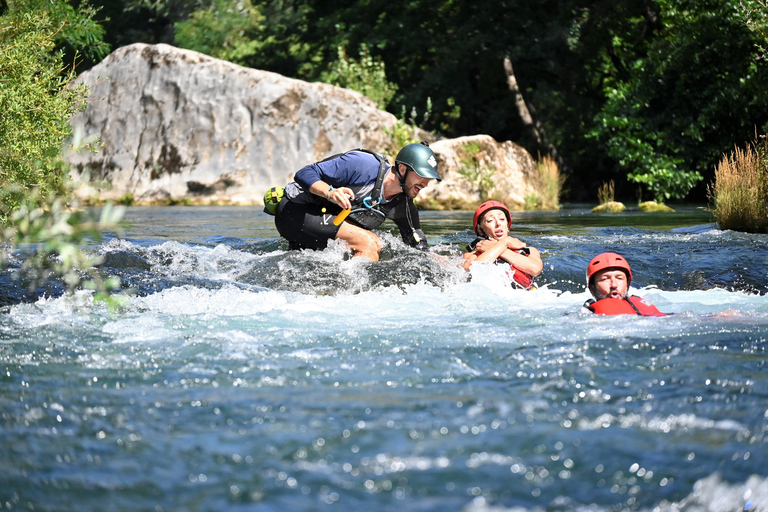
[82,0,768,203]
[1,0,110,224]
[1,12,67,223]
[7,0,768,204]
[1,0,123,298]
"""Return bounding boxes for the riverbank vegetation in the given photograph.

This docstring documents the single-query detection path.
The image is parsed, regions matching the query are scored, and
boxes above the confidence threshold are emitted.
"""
[525,156,563,211]
[81,0,768,205]
[0,1,123,298]
[591,181,625,213]
[710,134,768,233]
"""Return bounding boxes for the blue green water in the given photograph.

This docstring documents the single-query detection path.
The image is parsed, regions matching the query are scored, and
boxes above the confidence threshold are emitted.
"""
[1,205,767,511]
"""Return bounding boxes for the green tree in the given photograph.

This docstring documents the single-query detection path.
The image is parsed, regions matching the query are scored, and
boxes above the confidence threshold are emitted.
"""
[49,0,768,203]
[174,0,326,80]
[7,0,109,65]
[0,10,82,222]
[1,4,123,298]
[581,0,768,202]
[174,0,266,64]
[321,44,398,109]
[78,0,209,71]
[742,0,768,47]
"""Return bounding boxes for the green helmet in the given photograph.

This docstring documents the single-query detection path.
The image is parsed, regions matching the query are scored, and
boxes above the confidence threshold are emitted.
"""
[395,141,441,181]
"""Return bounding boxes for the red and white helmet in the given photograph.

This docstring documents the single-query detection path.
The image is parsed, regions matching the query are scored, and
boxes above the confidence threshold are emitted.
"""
[472,200,511,236]
[586,252,632,286]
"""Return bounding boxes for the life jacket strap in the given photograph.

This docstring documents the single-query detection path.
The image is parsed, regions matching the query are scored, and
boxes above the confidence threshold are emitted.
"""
[624,297,643,315]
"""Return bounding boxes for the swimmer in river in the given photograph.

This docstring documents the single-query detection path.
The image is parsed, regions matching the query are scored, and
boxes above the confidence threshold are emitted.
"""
[583,252,668,316]
[462,200,543,290]
[271,142,440,261]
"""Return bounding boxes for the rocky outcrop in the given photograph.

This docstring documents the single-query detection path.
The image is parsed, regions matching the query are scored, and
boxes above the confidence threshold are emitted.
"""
[592,201,626,213]
[638,201,675,212]
[66,43,541,209]
[416,135,539,210]
[66,43,403,204]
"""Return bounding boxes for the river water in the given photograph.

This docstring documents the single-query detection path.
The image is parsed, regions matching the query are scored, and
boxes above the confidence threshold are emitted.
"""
[1,205,767,512]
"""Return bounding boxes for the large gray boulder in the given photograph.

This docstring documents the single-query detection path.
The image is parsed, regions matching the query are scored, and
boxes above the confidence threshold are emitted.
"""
[67,43,400,204]
[66,43,544,209]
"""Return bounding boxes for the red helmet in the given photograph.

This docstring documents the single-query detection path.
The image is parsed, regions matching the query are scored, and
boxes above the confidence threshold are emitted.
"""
[586,252,632,286]
[472,200,511,236]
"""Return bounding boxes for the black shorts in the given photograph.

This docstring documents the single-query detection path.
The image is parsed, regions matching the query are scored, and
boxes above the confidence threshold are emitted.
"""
[274,198,344,250]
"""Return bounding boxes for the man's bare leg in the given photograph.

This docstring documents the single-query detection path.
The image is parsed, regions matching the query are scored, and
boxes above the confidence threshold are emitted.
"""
[336,223,381,261]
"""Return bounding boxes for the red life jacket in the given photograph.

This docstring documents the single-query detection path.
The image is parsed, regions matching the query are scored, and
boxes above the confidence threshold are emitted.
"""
[466,237,535,290]
[506,265,533,290]
[586,296,667,316]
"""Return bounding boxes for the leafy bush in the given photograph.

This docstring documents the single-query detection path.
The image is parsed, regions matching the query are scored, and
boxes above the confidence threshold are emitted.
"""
[5,0,109,62]
[324,44,398,110]
[743,0,768,58]
[0,11,85,224]
[383,119,419,159]
[3,188,125,298]
[0,4,124,299]
[382,101,433,159]
[580,0,768,203]
[709,135,768,233]
[456,142,496,201]
[174,0,265,64]
[590,84,702,203]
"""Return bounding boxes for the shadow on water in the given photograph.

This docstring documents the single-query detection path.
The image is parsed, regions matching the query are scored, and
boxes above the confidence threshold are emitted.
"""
[2,204,766,304]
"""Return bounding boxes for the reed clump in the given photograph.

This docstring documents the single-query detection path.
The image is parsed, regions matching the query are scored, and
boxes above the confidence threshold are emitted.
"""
[525,155,564,210]
[591,179,625,213]
[597,180,615,204]
[709,135,768,233]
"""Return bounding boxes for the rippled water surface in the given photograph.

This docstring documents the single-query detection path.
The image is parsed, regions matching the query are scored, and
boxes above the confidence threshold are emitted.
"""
[1,205,767,512]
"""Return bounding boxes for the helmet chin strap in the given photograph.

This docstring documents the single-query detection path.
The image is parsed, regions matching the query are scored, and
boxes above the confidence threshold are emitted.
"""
[394,164,422,244]
[395,164,408,192]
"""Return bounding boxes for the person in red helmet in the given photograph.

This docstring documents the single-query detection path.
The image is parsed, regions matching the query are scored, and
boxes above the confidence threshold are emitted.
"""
[584,252,668,316]
[462,200,543,290]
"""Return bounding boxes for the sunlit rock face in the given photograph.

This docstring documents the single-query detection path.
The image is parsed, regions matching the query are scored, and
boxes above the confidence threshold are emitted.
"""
[418,135,539,210]
[66,43,538,209]
[66,43,398,204]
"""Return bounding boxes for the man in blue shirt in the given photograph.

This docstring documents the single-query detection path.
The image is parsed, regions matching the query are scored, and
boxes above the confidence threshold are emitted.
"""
[274,142,441,261]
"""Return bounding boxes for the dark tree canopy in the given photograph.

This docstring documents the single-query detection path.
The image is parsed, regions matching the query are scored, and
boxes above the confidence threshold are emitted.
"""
[73,0,768,202]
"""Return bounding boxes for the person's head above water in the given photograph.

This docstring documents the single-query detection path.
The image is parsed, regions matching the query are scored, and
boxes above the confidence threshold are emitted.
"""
[390,141,441,199]
[472,201,511,240]
[586,252,633,300]
[395,142,441,179]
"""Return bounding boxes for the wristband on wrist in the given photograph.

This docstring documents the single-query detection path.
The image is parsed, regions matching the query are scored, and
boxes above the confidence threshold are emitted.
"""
[327,185,334,200]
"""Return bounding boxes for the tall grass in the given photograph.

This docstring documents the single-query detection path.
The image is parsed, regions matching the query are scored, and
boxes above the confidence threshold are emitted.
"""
[597,180,615,204]
[525,155,564,210]
[709,135,768,233]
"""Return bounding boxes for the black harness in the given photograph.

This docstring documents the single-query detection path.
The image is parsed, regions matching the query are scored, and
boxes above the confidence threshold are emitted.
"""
[333,149,389,230]
[322,149,420,242]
